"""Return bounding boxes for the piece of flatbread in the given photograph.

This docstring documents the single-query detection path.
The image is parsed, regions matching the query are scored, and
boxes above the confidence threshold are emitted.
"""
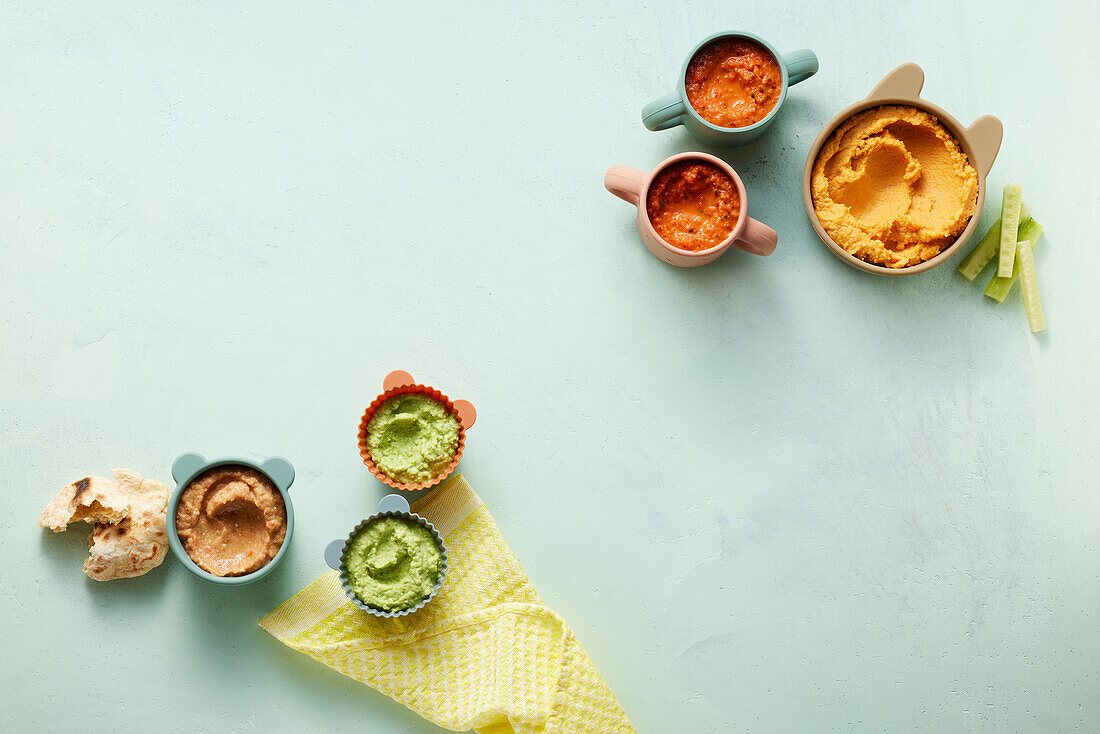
[83,469,170,581]
[38,476,130,531]
[39,469,171,581]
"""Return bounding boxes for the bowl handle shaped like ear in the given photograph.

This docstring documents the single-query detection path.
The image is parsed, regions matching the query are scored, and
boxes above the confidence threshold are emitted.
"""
[383,370,415,392]
[378,493,411,514]
[964,115,1003,178]
[260,457,296,491]
[172,453,207,484]
[324,539,344,571]
[452,399,477,430]
[867,63,924,102]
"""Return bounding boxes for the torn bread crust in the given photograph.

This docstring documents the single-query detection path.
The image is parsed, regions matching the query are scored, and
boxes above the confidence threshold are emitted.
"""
[39,469,171,581]
[85,516,167,581]
[38,476,129,531]
[84,469,170,580]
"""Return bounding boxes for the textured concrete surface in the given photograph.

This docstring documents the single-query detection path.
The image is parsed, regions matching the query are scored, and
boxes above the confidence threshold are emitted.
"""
[2,1,1097,732]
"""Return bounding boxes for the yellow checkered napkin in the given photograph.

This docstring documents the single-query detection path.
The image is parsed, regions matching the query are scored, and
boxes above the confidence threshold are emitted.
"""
[259,475,636,733]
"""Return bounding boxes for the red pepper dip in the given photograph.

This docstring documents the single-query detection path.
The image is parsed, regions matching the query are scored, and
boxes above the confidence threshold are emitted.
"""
[685,37,782,128]
[645,160,740,252]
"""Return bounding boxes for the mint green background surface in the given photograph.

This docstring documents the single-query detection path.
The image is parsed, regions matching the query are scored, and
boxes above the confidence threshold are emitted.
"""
[2,2,1097,732]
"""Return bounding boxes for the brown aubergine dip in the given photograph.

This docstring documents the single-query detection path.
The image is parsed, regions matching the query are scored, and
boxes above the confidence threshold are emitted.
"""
[175,465,287,577]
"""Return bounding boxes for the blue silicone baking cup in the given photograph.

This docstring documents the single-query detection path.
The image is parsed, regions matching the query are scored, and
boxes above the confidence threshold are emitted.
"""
[324,493,448,617]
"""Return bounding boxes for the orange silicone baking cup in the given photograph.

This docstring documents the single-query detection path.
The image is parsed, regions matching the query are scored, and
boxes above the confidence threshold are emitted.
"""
[358,379,469,492]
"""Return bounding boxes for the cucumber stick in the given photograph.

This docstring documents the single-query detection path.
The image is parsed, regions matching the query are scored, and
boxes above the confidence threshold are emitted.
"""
[957,201,1032,281]
[984,217,1044,302]
[997,184,1024,277]
[1016,240,1045,332]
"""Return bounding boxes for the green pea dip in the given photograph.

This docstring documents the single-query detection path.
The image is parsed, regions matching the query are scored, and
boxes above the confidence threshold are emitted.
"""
[345,516,444,612]
[366,394,460,484]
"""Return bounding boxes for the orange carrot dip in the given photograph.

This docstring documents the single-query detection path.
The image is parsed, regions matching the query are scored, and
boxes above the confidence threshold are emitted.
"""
[645,161,740,252]
[685,38,782,128]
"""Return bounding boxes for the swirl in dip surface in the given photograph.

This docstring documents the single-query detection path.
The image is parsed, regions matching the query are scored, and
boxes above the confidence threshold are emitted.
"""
[175,465,287,577]
[685,38,783,128]
[811,105,979,268]
[345,516,444,612]
[646,160,740,252]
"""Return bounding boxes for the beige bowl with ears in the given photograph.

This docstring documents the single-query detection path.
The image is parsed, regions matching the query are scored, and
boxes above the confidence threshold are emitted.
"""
[802,63,1003,276]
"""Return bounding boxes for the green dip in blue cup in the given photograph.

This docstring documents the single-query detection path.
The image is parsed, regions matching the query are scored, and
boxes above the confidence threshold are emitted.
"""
[345,515,445,612]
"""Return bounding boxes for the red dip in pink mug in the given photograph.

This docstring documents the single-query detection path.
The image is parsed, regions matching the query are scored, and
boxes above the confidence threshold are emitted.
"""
[605,152,777,267]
